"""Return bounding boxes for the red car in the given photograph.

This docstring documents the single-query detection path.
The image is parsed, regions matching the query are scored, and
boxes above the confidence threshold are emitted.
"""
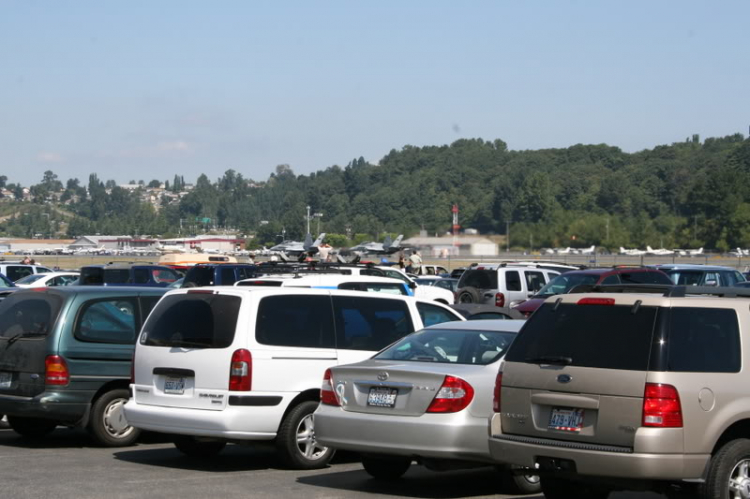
[512,267,673,317]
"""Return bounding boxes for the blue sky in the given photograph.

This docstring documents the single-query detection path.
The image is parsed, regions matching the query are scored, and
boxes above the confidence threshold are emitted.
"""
[2,1,748,186]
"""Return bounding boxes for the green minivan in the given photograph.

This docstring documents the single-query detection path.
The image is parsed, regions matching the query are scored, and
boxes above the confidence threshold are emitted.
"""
[0,286,166,446]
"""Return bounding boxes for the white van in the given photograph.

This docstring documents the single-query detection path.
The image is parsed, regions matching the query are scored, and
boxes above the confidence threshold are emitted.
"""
[124,287,463,469]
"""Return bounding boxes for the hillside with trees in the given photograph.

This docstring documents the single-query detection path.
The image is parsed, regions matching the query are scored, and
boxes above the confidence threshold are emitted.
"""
[2,133,750,251]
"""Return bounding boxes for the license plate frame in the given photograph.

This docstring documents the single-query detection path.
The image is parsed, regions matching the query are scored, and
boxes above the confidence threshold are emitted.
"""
[0,372,10,389]
[548,407,585,432]
[367,386,398,408]
[164,376,185,395]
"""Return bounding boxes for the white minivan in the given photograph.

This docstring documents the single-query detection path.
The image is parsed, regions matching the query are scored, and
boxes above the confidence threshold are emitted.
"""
[124,287,463,468]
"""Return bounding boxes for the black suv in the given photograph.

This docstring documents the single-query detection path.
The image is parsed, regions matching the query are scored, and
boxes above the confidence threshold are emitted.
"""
[182,263,258,287]
[80,264,180,287]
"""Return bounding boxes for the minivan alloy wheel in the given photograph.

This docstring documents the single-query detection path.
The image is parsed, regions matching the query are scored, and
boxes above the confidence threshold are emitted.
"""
[296,413,326,460]
[728,459,750,498]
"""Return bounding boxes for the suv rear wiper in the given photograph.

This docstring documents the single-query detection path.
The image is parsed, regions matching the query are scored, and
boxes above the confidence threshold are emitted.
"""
[524,355,572,366]
[6,331,47,346]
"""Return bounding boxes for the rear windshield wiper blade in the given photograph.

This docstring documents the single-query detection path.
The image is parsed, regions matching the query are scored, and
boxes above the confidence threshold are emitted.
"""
[5,331,47,346]
[524,355,572,366]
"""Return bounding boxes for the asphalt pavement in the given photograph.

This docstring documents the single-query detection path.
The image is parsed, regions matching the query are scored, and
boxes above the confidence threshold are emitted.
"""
[0,426,671,499]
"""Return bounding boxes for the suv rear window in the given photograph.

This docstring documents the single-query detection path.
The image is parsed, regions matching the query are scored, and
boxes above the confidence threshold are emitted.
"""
[506,302,658,371]
[0,293,63,339]
[459,269,498,289]
[140,293,241,348]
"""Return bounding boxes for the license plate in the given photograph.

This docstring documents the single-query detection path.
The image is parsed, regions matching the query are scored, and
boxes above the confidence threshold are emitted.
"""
[164,376,185,395]
[0,372,10,389]
[367,386,398,408]
[548,407,584,432]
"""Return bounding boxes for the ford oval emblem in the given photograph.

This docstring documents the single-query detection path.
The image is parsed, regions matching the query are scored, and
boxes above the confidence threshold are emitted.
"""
[557,374,572,384]
[377,372,389,381]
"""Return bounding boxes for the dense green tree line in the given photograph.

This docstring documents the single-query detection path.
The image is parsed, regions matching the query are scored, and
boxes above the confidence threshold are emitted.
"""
[1,134,749,251]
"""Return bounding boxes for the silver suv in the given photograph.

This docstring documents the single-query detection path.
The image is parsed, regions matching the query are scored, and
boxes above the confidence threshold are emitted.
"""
[488,285,750,498]
[456,263,560,308]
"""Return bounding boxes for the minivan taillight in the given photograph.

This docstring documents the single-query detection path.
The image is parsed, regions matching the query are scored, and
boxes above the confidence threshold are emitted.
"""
[321,368,339,406]
[45,355,69,386]
[493,372,503,413]
[427,375,474,413]
[495,292,505,308]
[643,383,682,428]
[229,349,252,391]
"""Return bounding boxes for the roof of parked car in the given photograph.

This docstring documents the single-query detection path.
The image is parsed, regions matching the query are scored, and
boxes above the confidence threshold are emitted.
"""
[8,286,169,297]
[652,264,739,271]
[426,319,525,332]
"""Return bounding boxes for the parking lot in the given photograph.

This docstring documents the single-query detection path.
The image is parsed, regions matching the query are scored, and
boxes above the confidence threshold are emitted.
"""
[0,426,668,499]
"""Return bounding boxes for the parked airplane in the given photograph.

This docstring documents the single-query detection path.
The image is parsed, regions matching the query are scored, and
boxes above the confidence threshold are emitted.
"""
[646,246,674,256]
[674,247,704,257]
[730,248,750,257]
[154,242,190,254]
[271,233,326,261]
[348,234,404,256]
[620,247,647,256]
[575,245,596,255]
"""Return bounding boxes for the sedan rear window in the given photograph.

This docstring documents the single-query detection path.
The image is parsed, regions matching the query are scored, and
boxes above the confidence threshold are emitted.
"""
[506,302,658,371]
[376,328,517,365]
[140,294,240,348]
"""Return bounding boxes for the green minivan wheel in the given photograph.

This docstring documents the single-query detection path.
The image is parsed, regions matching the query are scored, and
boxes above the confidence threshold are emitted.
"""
[88,388,141,447]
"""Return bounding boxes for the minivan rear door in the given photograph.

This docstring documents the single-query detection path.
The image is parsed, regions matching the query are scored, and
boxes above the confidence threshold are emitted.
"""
[133,291,243,411]
[0,291,65,398]
[500,299,658,448]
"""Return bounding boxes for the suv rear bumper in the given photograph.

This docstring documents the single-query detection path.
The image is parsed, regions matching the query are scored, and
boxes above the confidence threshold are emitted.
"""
[488,433,709,480]
[0,391,92,423]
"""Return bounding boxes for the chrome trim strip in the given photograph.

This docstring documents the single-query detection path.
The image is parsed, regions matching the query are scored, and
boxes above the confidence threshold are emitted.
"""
[494,434,633,454]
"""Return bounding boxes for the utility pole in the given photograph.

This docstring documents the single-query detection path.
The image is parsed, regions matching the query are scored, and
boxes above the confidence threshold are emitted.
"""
[605,217,609,242]
[306,206,311,235]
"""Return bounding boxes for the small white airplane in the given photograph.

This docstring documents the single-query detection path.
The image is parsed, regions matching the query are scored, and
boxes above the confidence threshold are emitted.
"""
[646,246,674,256]
[674,247,704,257]
[555,247,573,255]
[730,248,750,257]
[575,245,596,255]
[154,242,190,254]
[620,247,647,256]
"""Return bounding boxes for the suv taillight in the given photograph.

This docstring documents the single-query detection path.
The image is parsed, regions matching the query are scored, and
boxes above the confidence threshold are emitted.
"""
[495,292,505,308]
[643,383,682,428]
[229,349,252,391]
[427,375,474,413]
[45,355,69,386]
[321,368,339,406]
[493,372,503,413]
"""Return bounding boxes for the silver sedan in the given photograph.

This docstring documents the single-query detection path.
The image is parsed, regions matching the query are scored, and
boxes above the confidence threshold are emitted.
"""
[314,319,539,494]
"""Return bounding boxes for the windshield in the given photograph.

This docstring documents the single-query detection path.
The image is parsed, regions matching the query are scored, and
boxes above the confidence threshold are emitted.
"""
[375,327,518,365]
[535,273,599,297]
[0,274,16,287]
[14,274,46,285]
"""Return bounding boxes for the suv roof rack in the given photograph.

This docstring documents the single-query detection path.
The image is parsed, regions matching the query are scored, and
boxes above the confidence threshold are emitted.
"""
[570,283,750,299]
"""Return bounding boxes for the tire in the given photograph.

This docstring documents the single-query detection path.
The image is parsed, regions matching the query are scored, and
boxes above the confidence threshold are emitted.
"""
[276,401,334,470]
[173,435,227,458]
[499,466,541,494]
[7,416,57,438]
[362,456,412,480]
[457,286,482,304]
[699,438,750,499]
[540,476,610,499]
[88,388,141,447]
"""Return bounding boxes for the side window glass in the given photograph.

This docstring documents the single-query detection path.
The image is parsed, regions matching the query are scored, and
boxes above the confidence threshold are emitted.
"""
[667,308,740,372]
[601,275,620,285]
[220,267,235,285]
[255,295,335,348]
[152,269,177,284]
[417,302,462,327]
[75,299,137,344]
[525,271,545,293]
[505,271,522,291]
[333,296,414,351]
[139,296,162,321]
[133,268,150,284]
[703,272,720,286]
[384,270,409,283]
[8,266,32,281]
